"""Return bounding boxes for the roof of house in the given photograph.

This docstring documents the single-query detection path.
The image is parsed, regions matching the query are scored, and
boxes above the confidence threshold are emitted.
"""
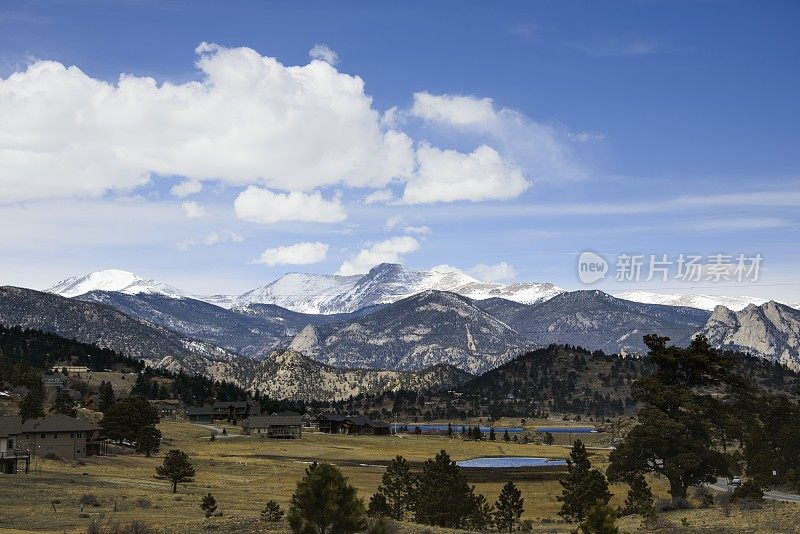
[345,416,390,429]
[317,413,347,422]
[212,401,250,409]
[272,410,301,417]
[15,415,100,433]
[243,415,302,428]
[187,405,215,416]
[148,399,180,406]
[0,416,22,438]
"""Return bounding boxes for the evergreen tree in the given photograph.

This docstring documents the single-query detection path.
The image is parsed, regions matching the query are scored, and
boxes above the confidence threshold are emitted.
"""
[447,422,453,438]
[503,429,511,442]
[469,493,495,531]
[101,395,159,444]
[372,455,416,520]
[607,336,742,504]
[414,450,477,528]
[494,481,524,533]
[19,386,45,421]
[50,390,77,417]
[489,427,496,441]
[261,500,284,522]
[135,424,162,457]
[287,462,365,534]
[472,426,482,441]
[576,499,618,534]
[200,493,221,517]
[155,449,196,493]
[543,432,555,446]
[558,440,611,522]
[368,493,391,517]
[98,380,115,413]
[619,474,654,517]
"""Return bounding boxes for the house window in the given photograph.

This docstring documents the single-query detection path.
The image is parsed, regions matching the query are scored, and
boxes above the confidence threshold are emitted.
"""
[41,433,46,439]
[71,433,75,438]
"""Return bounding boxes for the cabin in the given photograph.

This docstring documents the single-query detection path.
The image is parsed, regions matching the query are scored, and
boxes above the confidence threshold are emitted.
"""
[148,399,181,417]
[50,363,90,374]
[212,401,254,422]
[242,415,302,439]
[0,415,105,470]
[317,414,391,436]
[187,406,214,423]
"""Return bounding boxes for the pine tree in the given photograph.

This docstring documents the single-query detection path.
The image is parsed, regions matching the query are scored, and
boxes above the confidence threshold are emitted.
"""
[19,386,45,421]
[414,450,476,528]
[200,493,221,517]
[287,462,365,534]
[543,432,555,445]
[368,492,391,517]
[98,381,115,412]
[619,474,654,517]
[494,481,524,533]
[558,440,611,522]
[489,427,496,441]
[447,422,453,438]
[260,500,284,522]
[101,395,159,444]
[503,429,511,442]
[135,424,162,457]
[373,455,416,520]
[50,390,77,417]
[576,499,618,534]
[469,493,495,531]
[155,449,196,493]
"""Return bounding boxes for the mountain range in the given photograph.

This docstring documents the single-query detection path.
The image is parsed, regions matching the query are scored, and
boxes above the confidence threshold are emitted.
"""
[0,264,795,400]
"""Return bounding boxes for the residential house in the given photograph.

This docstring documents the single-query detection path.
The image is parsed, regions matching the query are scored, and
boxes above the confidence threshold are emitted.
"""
[41,375,66,391]
[242,415,302,439]
[0,418,30,474]
[187,406,214,423]
[50,364,90,374]
[212,401,254,422]
[0,415,105,470]
[317,413,347,434]
[316,414,391,436]
[148,399,181,418]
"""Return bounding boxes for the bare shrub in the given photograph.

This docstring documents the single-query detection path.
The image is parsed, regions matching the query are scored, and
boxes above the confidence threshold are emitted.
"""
[134,498,152,509]
[80,494,101,507]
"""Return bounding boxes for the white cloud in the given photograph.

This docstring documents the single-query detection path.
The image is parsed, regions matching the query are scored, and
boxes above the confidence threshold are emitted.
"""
[181,200,208,218]
[430,264,463,273]
[179,229,243,250]
[170,179,203,198]
[253,241,329,266]
[0,43,414,202]
[568,131,605,142]
[469,261,518,282]
[403,225,430,234]
[410,91,583,184]
[403,144,528,203]
[363,189,395,204]
[308,43,339,66]
[234,187,346,224]
[412,91,496,126]
[337,236,419,275]
[385,215,403,230]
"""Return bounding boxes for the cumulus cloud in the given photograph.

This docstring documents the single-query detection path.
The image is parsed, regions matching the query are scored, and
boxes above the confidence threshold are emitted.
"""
[252,241,329,266]
[308,43,339,65]
[179,229,243,250]
[363,189,396,204]
[469,261,518,282]
[234,187,346,224]
[403,225,430,234]
[410,91,583,185]
[403,144,528,203]
[385,215,403,230]
[181,201,208,218]
[0,43,414,202]
[170,179,203,198]
[337,236,419,275]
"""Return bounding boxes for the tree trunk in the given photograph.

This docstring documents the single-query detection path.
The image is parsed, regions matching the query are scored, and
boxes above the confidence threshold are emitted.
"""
[172,481,177,493]
[668,477,686,503]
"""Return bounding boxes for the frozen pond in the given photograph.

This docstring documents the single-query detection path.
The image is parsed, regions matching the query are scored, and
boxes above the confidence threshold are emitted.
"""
[535,427,596,433]
[398,424,523,433]
[456,457,567,469]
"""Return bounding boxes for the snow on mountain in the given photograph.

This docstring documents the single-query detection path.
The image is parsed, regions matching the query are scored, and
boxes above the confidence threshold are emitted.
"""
[616,291,771,312]
[698,301,800,370]
[46,269,184,299]
[234,272,362,314]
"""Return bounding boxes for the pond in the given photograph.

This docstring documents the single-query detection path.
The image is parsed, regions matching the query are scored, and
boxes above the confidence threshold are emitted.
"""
[535,427,596,433]
[397,424,523,434]
[456,457,567,469]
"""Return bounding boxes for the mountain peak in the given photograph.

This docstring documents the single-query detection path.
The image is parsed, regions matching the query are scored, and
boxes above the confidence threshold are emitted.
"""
[46,269,184,299]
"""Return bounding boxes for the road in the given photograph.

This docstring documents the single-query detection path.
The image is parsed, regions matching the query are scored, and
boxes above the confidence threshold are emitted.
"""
[710,478,800,503]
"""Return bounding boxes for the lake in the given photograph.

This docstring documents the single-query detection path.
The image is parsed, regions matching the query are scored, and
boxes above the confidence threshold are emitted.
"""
[535,427,596,433]
[397,424,523,434]
[456,457,567,469]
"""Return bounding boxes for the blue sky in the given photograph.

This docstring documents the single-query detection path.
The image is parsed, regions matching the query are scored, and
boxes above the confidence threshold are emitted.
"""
[1,0,798,299]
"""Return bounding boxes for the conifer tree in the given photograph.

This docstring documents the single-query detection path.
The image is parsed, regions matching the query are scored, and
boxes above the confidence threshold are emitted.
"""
[372,455,416,520]
[489,427,496,441]
[135,425,162,457]
[287,462,365,534]
[19,386,45,421]
[576,499,618,534]
[155,449,196,493]
[558,440,611,522]
[414,450,477,528]
[494,481,524,533]
[260,500,284,522]
[98,380,115,412]
[469,493,495,531]
[503,429,511,442]
[619,474,654,517]
[50,390,77,417]
[200,493,221,517]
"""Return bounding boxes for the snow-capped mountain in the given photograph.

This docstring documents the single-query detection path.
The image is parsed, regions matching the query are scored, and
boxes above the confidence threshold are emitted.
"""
[698,301,800,370]
[616,291,771,312]
[47,269,185,299]
[231,263,564,314]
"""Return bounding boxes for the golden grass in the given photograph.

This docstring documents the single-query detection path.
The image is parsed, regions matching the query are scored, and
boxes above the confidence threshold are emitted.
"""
[0,421,797,533]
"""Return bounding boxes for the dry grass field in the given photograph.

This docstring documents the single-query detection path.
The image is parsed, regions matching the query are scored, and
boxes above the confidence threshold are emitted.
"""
[0,421,797,533]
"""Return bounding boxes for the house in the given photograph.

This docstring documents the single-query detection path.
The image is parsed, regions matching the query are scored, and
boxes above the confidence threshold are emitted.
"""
[82,394,101,412]
[317,414,391,436]
[148,399,180,417]
[41,375,66,391]
[187,406,215,423]
[0,418,30,474]
[242,415,302,439]
[301,413,317,428]
[0,415,105,470]
[50,363,90,374]
[212,401,254,422]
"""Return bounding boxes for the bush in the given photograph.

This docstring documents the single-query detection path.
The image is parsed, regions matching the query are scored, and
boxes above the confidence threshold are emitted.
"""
[80,494,101,507]
[692,486,715,508]
[519,519,533,531]
[134,498,152,509]
[732,480,764,504]
[260,500,284,522]
[366,515,399,534]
